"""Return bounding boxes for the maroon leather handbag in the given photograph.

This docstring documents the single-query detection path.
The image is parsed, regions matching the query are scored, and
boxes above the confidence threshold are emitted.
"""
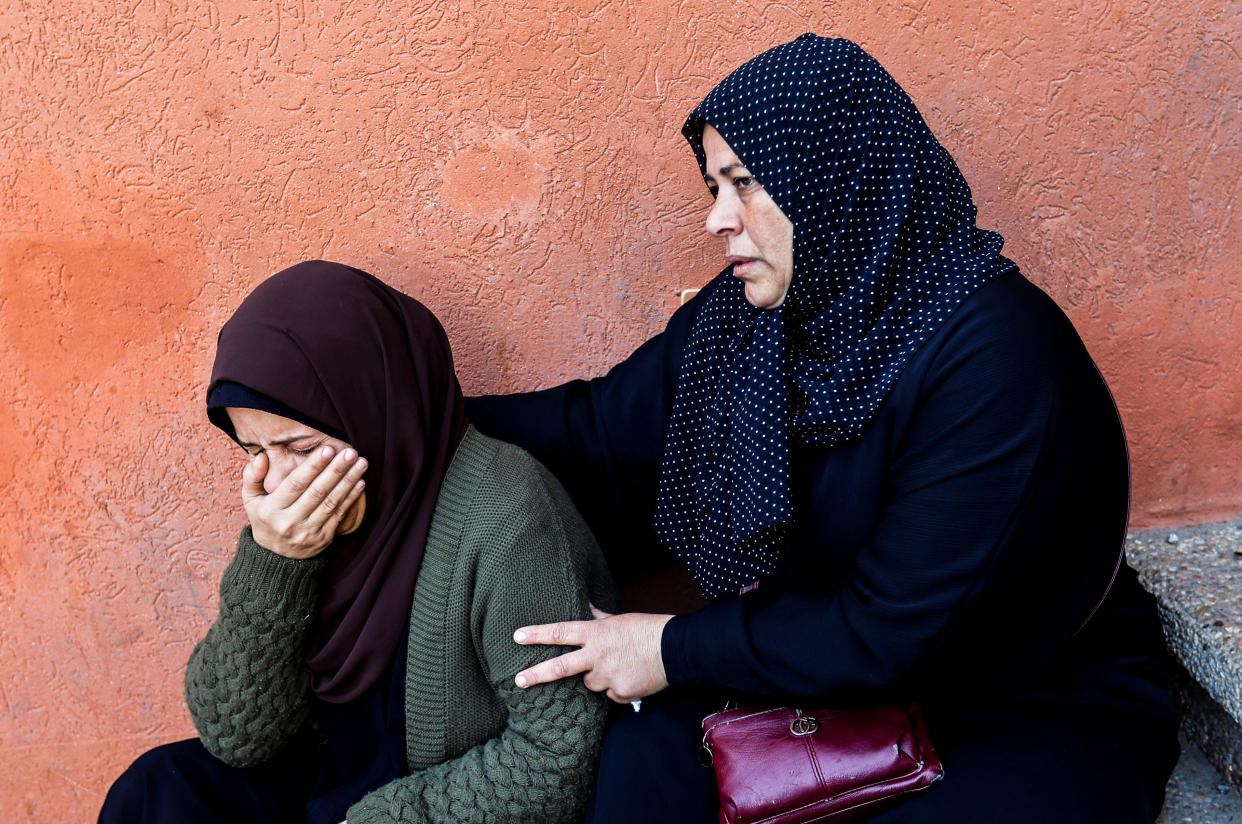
[700,703,944,824]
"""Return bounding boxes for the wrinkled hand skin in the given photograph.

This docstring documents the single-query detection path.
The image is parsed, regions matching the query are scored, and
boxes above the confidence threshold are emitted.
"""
[242,446,367,559]
[513,606,673,704]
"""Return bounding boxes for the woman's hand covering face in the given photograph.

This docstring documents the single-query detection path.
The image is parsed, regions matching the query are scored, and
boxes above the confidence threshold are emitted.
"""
[228,406,368,559]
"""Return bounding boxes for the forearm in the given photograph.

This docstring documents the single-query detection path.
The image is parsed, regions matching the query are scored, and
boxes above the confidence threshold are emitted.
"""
[347,680,608,824]
[185,527,326,766]
[662,588,914,700]
[466,283,710,554]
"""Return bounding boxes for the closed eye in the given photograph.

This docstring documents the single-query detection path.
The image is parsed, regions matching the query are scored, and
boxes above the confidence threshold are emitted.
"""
[237,439,326,458]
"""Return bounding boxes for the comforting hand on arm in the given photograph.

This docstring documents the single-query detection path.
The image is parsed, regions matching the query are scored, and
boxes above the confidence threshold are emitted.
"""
[513,607,673,703]
[472,278,1105,703]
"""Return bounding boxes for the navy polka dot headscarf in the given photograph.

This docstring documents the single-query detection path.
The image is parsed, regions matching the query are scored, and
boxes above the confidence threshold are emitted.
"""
[653,34,1017,599]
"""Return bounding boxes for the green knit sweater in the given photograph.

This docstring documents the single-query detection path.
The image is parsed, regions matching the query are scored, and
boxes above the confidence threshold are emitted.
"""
[185,427,615,823]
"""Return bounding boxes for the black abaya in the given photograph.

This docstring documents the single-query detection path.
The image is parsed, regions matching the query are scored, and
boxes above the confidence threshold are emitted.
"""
[467,272,1180,822]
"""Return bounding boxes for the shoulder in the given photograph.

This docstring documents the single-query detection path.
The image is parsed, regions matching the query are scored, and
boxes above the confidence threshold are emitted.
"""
[447,427,576,516]
[861,270,1117,462]
[439,427,600,565]
[909,271,1092,393]
[438,429,613,618]
[939,271,1083,353]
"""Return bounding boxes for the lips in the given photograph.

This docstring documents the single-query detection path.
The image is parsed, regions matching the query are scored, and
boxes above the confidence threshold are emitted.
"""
[726,254,759,277]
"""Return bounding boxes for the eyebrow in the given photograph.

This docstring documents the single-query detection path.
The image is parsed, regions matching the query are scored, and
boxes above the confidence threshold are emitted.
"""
[705,162,749,182]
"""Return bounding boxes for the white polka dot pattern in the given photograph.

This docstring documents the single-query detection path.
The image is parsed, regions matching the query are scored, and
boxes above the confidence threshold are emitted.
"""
[653,35,1016,599]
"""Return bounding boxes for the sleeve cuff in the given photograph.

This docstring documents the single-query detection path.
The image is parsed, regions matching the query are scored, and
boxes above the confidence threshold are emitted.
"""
[220,526,328,608]
[661,596,755,689]
[661,611,704,686]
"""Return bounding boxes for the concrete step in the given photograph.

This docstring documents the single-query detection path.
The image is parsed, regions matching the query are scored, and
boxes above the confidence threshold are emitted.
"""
[1127,521,1242,795]
[1158,732,1242,823]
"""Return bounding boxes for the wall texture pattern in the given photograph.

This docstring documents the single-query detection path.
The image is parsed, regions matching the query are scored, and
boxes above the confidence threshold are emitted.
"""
[0,2,1238,820]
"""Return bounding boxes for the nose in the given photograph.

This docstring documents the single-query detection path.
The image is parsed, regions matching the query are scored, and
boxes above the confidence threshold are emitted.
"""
[263,455,293,494]
[706,190,741,237]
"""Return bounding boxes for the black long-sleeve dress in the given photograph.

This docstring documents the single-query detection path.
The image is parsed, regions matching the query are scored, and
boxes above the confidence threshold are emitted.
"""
[466,271,1179,823]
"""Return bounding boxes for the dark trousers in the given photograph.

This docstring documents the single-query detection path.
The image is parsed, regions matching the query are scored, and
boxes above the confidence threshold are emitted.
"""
[585,691,1179,824]
[99,738,326,824]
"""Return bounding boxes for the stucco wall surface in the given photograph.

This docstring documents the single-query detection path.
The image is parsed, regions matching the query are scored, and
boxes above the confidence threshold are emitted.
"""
[0,1,1237,820]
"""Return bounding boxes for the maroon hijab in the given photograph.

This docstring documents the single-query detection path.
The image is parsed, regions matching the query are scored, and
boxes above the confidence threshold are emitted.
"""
[208,260,467,703]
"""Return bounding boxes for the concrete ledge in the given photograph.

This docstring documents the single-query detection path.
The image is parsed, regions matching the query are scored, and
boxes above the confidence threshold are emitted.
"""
[1127,520,1242,790]
[1174,668,1242,788]
[1157,730,1242,823]
[1127,521,1242,726]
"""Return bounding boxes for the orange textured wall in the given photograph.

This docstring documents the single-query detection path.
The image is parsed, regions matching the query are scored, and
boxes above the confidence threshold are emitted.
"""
[1,2,1238,820]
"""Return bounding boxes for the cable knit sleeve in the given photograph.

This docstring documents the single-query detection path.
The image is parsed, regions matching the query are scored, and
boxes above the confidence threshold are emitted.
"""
[347,451,614,824]
[184,526,327,767]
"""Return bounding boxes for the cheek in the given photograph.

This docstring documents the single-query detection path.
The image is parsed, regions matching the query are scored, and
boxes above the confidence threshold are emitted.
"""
[750,204,791,254]
[756,218,794,281]
[775,219,794,286]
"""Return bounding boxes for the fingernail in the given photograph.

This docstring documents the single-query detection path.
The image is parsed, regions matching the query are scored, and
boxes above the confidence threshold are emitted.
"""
[343,448,357,461]
[321,446,335,459]
[515,674,528,688]
[356,458,368,471]
[513,629,526,643]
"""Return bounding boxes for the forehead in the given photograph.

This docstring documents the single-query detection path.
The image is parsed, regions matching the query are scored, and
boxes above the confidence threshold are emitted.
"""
[701,125,746,171]
[226,407,321,443]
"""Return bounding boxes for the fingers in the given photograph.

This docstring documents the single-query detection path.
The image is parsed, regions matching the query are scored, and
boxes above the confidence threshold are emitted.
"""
[271,447,367,524]
[512,618,596,690]
[326,471,366,528]
[265,445,339,508]
[514,648,593,689]
[589,604,612,620]
[513,619,592,648]
[297,449,368,528]
[241,452,268,501]
[583,672,641,703]
[513,612,674,700]
[243,446,368,559]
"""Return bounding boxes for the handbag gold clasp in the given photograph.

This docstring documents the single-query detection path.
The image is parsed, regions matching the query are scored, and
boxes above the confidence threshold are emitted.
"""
[698,738,714,767]
[790,710,819,737]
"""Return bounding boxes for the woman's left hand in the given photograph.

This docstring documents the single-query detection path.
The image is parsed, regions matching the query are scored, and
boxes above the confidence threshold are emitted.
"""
[512,607,673,703]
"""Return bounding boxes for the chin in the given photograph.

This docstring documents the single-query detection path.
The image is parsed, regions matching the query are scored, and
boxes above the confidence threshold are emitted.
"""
[745,286,786,310]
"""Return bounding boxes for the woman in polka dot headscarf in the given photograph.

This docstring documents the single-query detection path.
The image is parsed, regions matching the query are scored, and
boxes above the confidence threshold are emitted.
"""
[469,34,1177,823]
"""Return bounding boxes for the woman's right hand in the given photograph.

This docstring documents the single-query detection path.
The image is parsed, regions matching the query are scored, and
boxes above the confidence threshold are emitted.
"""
[241,446,367,559]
